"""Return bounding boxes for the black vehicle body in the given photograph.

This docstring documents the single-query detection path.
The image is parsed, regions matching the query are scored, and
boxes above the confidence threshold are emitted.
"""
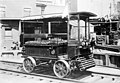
[22,12,96,78]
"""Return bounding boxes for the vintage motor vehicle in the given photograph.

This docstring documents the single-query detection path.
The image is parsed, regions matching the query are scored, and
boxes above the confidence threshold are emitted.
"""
[22,12,97,78]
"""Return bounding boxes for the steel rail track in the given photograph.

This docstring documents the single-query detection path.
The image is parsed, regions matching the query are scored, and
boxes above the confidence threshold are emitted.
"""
[2,60,120,77]
[0,64,84,83]
[0,60,22,64]
[89,70,120,77]
[0,61,120,83]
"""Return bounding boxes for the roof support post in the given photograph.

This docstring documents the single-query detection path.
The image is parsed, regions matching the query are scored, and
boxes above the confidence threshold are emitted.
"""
[78,14,80,44]
[85,18,87,40]
[18,20,22,45]
[67,14,70,42]
[88,17,90,40]
[48,22,51,34]
[19,20,22,35]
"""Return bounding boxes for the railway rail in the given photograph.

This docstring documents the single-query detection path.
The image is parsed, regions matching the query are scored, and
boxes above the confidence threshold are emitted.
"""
[0,61,85,83]
[0,61,120,83]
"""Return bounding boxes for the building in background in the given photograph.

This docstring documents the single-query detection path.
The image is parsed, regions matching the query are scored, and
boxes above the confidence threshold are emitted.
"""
[0,0,66,50]
[1,0,120,50]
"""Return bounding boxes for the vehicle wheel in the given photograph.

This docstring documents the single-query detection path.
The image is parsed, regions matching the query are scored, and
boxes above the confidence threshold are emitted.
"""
[23,56,36,73]
[53,60,71,78]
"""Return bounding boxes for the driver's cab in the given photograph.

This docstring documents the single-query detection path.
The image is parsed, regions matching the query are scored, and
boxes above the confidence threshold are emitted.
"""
[67,12,97,58]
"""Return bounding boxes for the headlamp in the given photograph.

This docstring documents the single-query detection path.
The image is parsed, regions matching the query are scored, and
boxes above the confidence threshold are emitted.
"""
[51,49,55,55]
[81,42,85,46]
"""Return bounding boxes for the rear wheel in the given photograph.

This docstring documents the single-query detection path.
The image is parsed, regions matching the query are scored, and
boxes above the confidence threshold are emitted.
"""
[53,60,71,78]
[23,57,36,73]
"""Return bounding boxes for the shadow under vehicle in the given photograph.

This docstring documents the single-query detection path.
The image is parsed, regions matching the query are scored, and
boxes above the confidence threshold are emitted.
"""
[22,12,97,78]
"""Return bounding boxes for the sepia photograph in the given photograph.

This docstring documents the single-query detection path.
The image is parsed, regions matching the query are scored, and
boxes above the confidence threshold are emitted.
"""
[0,0,120,83]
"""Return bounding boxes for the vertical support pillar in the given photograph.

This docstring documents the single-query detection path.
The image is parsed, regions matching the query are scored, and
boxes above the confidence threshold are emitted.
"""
[78,14,80,44]
[85,18,87,40]
[48,22,51,34]
[22,21,25,45]
[19,21,22,34]
[110,20,112,32]
[0,23,2,53]
[18,21,21,44]
[88,17,90,40]
[105,54,110,66]
[67,15,70,43]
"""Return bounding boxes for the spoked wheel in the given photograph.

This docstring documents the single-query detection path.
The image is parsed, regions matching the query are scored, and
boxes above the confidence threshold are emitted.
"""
[53,60,71,78]
[23,56,36,73]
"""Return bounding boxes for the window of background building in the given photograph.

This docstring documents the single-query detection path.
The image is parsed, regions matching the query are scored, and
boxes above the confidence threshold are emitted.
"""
[35,27,41,34]
[23,8,31,17]
[0,6,5,17]
[117,2,120,15]
[4,26,12,40]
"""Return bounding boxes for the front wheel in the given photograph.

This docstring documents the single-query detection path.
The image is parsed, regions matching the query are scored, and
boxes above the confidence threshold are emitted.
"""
[23,56,36,73]
[53,60,71,78]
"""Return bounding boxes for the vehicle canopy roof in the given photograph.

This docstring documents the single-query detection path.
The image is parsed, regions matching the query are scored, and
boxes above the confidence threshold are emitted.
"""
[69,11,97,20]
